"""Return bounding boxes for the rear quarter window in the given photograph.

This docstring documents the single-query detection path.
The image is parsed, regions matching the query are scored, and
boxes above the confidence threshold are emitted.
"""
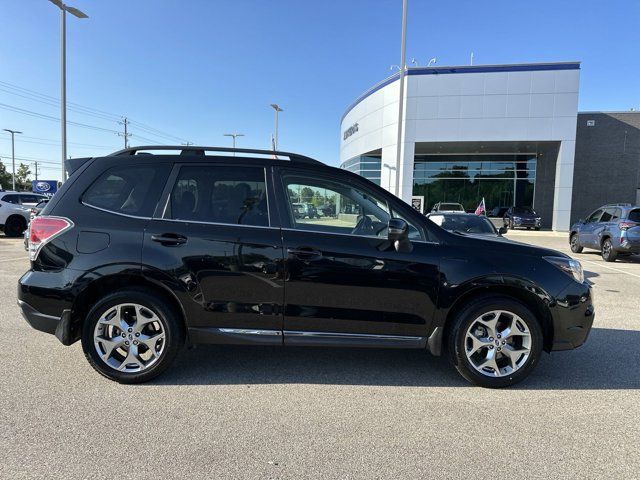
[82,164,171,217]
[628,209,640,223]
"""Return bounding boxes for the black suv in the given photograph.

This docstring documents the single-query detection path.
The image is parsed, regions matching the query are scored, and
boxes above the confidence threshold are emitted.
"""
[18,146,594,388]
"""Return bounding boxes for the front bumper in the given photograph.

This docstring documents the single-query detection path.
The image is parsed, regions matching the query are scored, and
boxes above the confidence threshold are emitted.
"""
[18,299,74,345]
[550,280,595,351]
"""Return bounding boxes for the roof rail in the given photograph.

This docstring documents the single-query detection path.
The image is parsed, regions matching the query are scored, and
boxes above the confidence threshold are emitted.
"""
[108,145,323,165]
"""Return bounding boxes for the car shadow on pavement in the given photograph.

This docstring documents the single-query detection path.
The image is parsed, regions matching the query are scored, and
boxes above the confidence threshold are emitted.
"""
[153,327,639,390]
[580,251,640,264]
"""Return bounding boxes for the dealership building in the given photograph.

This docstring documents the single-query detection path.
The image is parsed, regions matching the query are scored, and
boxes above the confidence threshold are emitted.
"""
[340,62,640,230]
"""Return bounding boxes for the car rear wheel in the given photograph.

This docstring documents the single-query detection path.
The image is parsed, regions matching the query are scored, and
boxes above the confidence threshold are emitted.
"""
[601,238,617,262]
[447,296,543,388]
[81,289,184,383]
[570,233,583,253]
[4,215,26,237]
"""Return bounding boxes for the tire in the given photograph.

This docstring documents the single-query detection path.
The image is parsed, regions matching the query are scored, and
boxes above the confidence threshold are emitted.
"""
[601,238,618,262]
[81,288,184,383]
[526,227,531,230]
[570,233,583,253]
[535,227,541,231]
[447,296,543,388]
[4,215,26,237]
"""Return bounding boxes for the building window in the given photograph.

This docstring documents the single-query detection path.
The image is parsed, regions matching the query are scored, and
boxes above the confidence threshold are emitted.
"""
[413,154,536,214]
[340,155,382,186]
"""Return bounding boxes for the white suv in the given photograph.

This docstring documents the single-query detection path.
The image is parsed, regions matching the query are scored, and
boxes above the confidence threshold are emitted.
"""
[0,192,47,237]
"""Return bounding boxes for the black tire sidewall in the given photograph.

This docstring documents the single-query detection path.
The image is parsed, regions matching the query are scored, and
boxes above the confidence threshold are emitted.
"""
[5,216,26,237]
[448,297,543,388]
[570,234,583,253]
[602,239,617,262]
[81,289,183,384]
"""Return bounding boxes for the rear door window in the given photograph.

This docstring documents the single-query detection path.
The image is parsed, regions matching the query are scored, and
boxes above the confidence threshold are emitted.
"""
[600,208,615,222]
[628,209,640,223]
[82,164,171,217]
[164,165,269,227]
[1,194,20,204]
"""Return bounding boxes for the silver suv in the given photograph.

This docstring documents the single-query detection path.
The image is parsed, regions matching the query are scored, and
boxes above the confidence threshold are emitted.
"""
[0,192,47,237]
[569,203,640,262]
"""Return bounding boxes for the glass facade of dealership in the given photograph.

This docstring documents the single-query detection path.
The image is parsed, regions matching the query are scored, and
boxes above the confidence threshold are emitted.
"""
[340,155,382,185]
[342,154,536,213]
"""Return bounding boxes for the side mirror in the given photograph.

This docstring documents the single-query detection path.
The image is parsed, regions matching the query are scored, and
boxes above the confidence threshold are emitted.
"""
[388,218,412,253]
[498,226,508,235]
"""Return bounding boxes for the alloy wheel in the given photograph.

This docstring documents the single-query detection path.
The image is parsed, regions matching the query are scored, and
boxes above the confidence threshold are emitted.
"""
[464,310,532,377]
[93,303,166,373]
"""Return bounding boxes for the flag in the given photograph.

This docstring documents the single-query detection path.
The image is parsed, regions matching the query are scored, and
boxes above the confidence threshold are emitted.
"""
[474,197,486,215]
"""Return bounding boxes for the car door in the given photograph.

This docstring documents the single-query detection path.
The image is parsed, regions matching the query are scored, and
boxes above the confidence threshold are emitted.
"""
[594,207,617,246]
[142,162,285,345]
[275,167,440,346]
[580,208,604,248]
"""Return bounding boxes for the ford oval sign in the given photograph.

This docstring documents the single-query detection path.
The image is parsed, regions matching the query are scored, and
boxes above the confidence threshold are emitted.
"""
[36,181,51,192]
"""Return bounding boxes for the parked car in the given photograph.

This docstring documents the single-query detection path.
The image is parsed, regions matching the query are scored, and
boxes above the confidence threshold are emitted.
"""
[291,202,318,219]
[503,206,542,230]
[569,203,640,262]
[19,145,594,388]
[0,192,48,237]
[489,206,509,218]
[430,202,465,213]
[427,212,508,237]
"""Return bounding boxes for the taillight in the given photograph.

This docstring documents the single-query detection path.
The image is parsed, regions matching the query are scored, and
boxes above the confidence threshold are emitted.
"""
[28,216,73,261]
[619,221,637,231]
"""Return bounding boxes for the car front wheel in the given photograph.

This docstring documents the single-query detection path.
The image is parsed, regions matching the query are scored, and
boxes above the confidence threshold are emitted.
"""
[4,215,26,237]
[570,233,583,253]
[447,296,543,388]
[81,289,184,383]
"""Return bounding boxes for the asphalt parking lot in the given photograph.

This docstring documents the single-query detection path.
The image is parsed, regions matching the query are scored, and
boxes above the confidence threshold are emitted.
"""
[1,231,639,479]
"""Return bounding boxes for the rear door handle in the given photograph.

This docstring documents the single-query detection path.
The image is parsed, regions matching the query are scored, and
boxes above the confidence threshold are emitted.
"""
[287,247,322,260]
[151,233,188,246]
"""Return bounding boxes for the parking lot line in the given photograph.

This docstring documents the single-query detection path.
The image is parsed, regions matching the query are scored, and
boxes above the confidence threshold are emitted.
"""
[0,255,28,263]
[580,258,640,280]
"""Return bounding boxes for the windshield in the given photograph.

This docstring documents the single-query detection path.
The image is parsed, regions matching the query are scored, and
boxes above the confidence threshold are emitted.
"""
[439,203,464,211]
[513,206,535,214]
[430,214,497,234]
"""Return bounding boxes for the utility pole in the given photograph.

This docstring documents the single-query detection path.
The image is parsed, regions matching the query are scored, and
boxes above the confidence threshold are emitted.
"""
[34,161,39,181]
[394,0,408,197]
[181,142,194,146]
[270,104,283,150]
[3,129,22,191]
[118,117,132,148]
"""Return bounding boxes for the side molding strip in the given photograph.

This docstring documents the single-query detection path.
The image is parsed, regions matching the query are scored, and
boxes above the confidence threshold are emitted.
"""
[283,330,426,349]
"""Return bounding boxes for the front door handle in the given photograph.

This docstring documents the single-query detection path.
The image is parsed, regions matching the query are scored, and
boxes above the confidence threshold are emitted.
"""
[151,233,188,246]
[287,247,322,260]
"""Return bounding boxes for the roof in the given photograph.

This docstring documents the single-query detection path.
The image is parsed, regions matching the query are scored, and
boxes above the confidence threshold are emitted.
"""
[341,61,581,123]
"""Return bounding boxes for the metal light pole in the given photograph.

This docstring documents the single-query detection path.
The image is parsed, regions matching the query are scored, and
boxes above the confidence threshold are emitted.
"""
[48,0,88,182]
[223,133,245,150]
[394,0,408,197]
[3,129,22,190]
[270,104,283,150]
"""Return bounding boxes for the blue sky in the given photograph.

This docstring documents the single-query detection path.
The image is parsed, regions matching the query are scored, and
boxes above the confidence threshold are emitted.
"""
[1,0,639,180]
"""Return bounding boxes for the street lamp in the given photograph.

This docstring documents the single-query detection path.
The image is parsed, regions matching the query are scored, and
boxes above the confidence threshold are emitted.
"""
[270,104,283,150]
[3,129,22,190]
[47,0,88,182]
[223,133,245,150]
[394,0,408,197]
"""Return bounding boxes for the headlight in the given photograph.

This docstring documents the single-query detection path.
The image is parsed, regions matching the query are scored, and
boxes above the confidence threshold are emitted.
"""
[512,216,521,222]
[544,256,584,283]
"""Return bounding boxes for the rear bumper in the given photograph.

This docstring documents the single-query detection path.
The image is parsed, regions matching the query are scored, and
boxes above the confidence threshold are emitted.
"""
[615,240,640,254]
[18,299,74,345]
[550,281,595,351]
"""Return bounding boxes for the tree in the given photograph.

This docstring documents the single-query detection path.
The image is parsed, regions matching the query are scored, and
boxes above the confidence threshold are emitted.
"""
[0,159,13,190]
[16,163,32,191]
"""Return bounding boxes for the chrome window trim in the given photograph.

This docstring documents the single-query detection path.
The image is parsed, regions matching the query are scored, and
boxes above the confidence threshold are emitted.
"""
[152,217,278,230]
[280,227,435,245]
[81,202,152,220]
